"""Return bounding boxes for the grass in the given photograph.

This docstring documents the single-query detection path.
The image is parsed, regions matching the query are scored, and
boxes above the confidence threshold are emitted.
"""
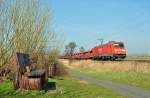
[61,59,150,91]
[126,56,150,60]
[74,69,150,91]
[0,76,124,98]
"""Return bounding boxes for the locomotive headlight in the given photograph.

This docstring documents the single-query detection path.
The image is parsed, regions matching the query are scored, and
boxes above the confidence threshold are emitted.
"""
[121,49,125,52]
[114,49,118,52]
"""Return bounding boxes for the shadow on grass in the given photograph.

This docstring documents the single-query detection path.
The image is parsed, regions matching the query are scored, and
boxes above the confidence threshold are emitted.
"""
[44,81,56,92]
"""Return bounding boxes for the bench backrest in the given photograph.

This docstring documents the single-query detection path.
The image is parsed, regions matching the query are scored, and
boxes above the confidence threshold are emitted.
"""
[16,52,31,68]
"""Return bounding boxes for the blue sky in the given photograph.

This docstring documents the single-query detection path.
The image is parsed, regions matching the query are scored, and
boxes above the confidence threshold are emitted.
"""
[45,0,150,54]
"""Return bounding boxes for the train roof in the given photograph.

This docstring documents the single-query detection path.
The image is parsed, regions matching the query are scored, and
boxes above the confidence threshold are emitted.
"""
[93,41,124,48]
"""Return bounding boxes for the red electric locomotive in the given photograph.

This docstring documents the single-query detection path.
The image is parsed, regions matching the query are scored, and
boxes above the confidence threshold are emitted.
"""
[91,41,126,60]
[63,41,126,60]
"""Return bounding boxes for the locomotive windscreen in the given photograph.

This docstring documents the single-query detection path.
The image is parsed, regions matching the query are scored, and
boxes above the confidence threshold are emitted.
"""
[114,43,124,48]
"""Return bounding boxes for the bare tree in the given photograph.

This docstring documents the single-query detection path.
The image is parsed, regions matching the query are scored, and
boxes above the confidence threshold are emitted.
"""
[0,0,56,67]
[65,42,77,54]
[11,0,53,53]
[0,1,14,67]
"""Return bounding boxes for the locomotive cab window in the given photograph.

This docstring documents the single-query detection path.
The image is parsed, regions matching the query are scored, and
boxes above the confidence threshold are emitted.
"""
[114,43,124,48]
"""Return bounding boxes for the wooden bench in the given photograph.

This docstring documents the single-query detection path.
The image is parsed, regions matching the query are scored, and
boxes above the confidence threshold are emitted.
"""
[13,52,46,90]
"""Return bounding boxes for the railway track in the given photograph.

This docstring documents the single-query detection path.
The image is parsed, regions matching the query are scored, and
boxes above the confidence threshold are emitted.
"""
[61,58,150,63]
[99,60,150,62]
[90,59,150,63]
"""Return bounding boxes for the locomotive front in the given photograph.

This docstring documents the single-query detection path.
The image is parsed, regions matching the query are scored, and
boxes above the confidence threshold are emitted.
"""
[112,42,126,60]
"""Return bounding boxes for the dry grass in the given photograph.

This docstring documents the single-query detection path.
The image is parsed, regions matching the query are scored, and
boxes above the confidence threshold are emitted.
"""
[60,59,150,73]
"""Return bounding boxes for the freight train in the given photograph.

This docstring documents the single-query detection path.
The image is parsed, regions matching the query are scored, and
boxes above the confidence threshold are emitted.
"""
[63,41,126,60]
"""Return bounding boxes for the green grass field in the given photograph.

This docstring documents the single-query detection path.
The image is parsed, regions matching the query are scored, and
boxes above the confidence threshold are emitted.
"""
[71,68,150,91]
[0,76,124,98]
